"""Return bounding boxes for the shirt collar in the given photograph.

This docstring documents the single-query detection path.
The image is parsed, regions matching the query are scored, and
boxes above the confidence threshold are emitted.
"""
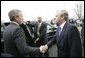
[38,21,42,24]
[59,21,66,31]
[11,21,19,26]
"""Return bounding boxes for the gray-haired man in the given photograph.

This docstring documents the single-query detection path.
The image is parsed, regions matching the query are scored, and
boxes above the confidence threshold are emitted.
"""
[3,9,47,57]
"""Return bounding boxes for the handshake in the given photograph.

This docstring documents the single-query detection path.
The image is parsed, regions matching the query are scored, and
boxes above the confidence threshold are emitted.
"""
[39,45,48,53]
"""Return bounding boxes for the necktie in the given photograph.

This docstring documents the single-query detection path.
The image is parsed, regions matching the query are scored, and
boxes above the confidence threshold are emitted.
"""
[57,26,61,36]
[56,26,61,43]
[37,23,41,36]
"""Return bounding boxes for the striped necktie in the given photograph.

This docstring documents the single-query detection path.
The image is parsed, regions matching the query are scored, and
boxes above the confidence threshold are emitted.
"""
[57,26,61,36]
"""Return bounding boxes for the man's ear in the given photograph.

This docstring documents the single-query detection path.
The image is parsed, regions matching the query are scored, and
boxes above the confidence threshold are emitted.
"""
[14,16,18,21]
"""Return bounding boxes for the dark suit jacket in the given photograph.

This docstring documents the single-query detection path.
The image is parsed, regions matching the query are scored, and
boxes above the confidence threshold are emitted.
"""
[46,22,82,57]
[34,21,48,47]
[19,23,35,47]
[3,22,40,57]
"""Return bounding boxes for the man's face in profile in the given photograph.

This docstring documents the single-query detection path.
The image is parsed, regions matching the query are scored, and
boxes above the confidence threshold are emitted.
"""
[37,17,42,23]
[55,11,64,25]
[15,12,24,24]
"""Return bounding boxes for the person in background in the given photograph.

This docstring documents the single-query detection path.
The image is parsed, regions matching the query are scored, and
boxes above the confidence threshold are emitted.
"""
[33,16,49,57]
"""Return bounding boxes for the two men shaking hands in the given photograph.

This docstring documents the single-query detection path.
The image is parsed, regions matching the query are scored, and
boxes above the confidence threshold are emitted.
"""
[39,45,48,53]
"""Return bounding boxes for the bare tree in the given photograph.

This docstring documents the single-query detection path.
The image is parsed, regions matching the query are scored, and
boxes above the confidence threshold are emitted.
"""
[74,1,84,19]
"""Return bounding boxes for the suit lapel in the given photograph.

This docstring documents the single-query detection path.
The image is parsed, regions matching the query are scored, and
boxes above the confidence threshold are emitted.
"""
[57,22,69,45]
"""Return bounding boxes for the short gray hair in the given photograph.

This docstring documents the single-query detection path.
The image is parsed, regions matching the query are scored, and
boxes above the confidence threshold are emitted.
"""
[59,10,69,21]
[8,9,21,21]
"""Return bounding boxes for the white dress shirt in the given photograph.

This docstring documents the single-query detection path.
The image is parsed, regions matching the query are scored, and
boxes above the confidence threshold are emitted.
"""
[58,21,66,32]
